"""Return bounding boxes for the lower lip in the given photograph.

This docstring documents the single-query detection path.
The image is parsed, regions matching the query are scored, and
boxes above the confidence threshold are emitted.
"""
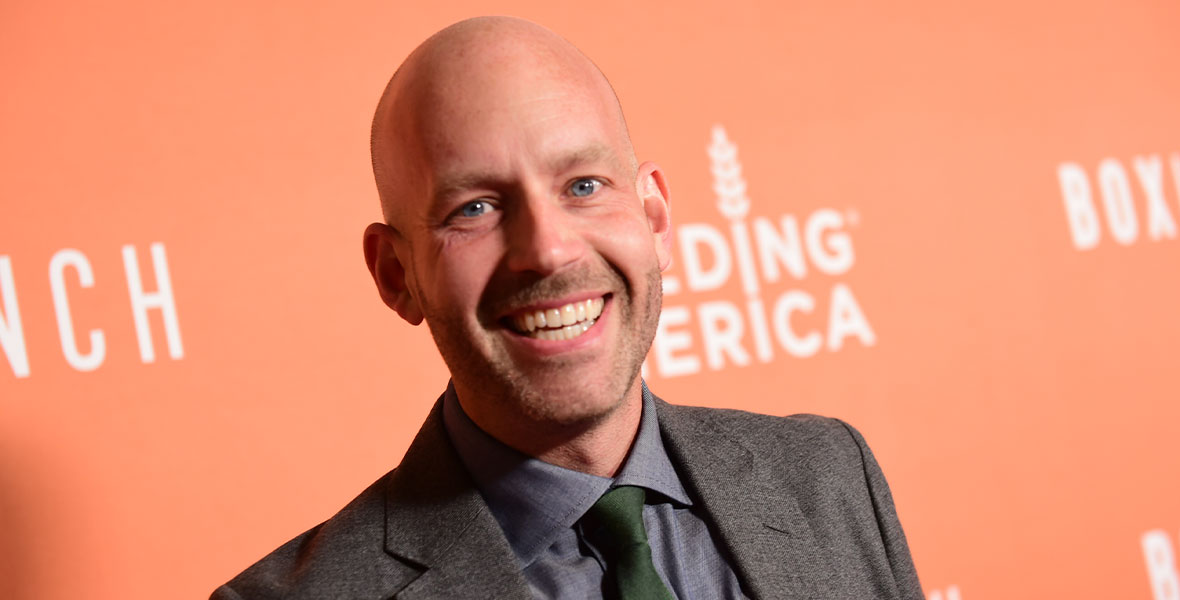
[506,297,610,355]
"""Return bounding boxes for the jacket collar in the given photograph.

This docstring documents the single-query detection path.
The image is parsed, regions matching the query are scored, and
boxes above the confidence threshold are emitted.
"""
[381,396,531,599]
[440,382,691,568]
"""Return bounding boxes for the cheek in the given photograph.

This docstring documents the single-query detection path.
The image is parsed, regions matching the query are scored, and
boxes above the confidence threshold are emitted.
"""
[426,241,501,311]
[429,260,475,307]
[589,213,662,272]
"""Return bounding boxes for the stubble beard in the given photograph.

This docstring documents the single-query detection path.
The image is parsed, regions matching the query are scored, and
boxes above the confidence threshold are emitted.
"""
[423,263,663,434]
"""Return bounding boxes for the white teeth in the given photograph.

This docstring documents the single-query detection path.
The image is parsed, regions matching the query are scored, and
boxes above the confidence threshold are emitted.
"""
[533,324,592,341]
[510,297,605,340]
[588,298,603,320]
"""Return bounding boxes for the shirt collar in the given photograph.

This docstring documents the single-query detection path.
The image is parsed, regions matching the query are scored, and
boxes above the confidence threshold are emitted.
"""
[441,381,691,567]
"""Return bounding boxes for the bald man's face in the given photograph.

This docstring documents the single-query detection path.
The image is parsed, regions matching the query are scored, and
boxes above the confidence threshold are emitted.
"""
[366,35,673,435]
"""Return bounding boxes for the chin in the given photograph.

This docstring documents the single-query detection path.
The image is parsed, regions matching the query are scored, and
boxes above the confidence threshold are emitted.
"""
[514,383,625,427]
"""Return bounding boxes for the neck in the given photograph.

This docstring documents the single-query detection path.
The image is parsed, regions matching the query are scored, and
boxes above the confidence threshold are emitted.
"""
[456,379,644,478]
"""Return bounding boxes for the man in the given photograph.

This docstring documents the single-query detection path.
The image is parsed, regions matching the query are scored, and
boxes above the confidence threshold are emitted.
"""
[213,16,922,600]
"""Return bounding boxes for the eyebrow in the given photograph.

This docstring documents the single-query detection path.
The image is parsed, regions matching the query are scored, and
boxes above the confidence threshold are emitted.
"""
[431,172,504,207]
[549,144,617,175]
[430,144,623,206]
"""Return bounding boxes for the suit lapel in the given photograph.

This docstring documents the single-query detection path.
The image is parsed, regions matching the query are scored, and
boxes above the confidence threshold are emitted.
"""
[656,399,827,600]
[382,399,531,599]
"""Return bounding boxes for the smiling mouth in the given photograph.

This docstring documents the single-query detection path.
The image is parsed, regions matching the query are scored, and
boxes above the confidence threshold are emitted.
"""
[508,297,605,341]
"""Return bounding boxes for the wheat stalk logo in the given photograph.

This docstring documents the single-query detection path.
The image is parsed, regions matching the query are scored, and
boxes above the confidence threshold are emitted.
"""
[707,124,761,300]
[709,125,750,222]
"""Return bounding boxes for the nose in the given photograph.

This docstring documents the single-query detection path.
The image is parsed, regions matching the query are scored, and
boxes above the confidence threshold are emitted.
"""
[504,191,586,274]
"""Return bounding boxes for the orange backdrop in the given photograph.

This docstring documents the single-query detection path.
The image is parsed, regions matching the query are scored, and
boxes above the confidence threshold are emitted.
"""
[2,1,1179,599]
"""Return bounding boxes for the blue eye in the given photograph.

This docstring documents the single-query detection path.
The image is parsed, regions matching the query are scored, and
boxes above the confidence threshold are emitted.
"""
[459,200,494,218]
[570,178,601,198]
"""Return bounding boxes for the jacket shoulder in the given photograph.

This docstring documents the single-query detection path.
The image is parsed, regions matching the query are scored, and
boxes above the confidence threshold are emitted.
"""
[663,403,867,460]
[660,402,887,514]
[212,468,421,600]
[664,402,922,598]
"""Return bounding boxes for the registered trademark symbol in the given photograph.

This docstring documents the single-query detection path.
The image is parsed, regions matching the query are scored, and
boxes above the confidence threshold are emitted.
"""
[845,209,860,227]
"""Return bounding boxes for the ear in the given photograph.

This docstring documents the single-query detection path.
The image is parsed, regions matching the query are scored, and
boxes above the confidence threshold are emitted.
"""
[363,222,424,325]
[635,161,673,271]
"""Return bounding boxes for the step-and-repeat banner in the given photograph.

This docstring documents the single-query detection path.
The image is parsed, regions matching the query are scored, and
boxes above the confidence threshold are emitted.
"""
[2,1,1178,598]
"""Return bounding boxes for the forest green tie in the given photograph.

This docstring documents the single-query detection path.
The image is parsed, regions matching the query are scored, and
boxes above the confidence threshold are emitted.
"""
[582,486,676,600]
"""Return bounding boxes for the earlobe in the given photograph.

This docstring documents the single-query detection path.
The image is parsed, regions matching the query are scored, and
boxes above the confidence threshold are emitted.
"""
[363,222,424,325]
[636,161,674,271]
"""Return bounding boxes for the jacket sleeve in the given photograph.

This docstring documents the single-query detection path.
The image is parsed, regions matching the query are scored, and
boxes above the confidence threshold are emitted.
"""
[837,419,925,600]
[209,585,245,600]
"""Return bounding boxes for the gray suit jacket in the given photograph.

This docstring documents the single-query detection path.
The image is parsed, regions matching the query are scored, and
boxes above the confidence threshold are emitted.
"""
[213,396,923,599]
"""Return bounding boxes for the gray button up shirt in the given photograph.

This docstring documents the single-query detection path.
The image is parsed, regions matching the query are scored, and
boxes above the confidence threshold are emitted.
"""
[442,382,748,599]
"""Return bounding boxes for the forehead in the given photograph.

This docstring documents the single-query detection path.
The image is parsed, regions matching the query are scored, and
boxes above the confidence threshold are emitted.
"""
[414,58,626,172]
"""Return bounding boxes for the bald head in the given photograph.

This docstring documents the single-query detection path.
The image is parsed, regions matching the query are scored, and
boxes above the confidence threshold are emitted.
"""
[370,16,636,225]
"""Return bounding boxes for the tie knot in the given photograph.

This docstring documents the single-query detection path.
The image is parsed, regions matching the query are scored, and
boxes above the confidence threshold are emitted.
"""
[583,485,649,550]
